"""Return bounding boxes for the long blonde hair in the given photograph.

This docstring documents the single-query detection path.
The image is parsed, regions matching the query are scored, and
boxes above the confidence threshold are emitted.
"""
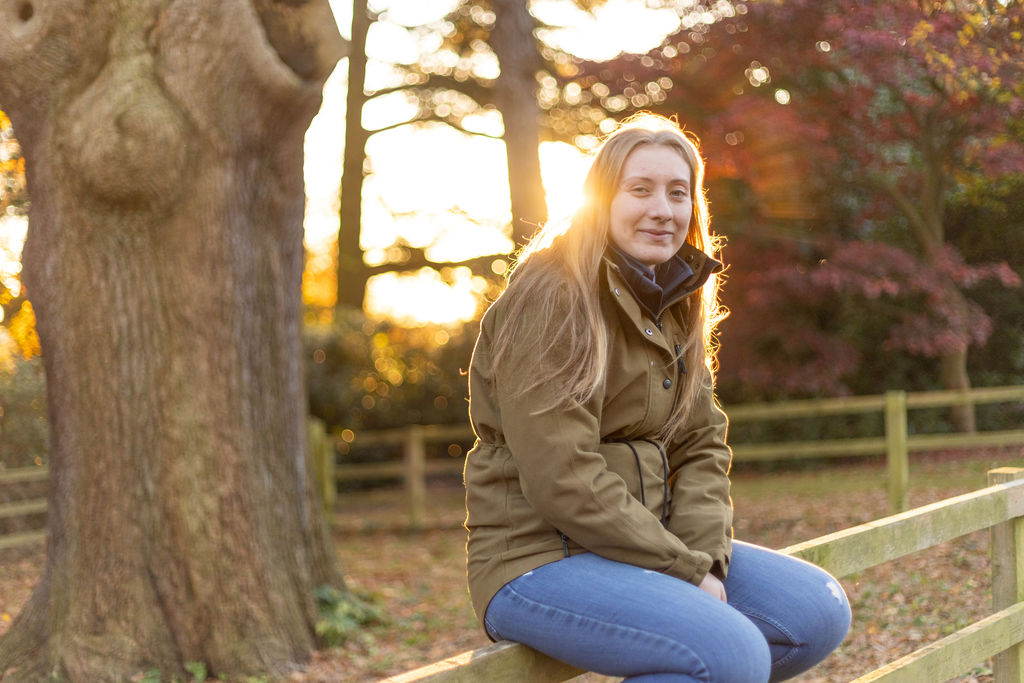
[490,113,726,442]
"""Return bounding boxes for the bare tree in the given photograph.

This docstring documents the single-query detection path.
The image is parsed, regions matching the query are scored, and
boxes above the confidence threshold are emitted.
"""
[336,0,373,311]
[490,0,548,245]
[0,0,347,679]
[334,0,574,310]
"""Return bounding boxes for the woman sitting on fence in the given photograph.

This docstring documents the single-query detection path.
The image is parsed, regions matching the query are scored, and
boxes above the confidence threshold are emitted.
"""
[463,113,851,682]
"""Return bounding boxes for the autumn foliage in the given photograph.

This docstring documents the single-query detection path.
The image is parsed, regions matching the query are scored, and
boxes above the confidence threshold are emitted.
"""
[4,3,1024,406]
[554,1,1024,404]
[0,108,36,360]
[0,109,26,216]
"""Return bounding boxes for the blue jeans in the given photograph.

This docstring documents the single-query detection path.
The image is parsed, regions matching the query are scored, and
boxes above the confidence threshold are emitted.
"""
[483,541,850,682]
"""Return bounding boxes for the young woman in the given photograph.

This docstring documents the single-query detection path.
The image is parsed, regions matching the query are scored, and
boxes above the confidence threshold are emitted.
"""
[463,113,850,682]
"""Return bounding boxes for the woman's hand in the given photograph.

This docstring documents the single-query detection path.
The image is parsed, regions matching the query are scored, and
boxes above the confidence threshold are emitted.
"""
[698,572,727,602]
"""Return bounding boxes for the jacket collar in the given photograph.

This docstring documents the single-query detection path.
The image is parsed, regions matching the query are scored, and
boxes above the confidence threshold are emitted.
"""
[604,243,723,321]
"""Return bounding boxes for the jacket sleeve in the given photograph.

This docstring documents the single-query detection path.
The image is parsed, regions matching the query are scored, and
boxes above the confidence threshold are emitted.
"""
[665,363,734,579]
[490,297,714,585]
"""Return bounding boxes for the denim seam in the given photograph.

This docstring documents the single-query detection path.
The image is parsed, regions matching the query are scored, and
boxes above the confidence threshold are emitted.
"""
[501,582,712,682]
[738,607,802,668]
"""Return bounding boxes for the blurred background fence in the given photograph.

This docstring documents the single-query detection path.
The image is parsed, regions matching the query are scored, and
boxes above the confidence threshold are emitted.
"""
[3,384,1023,548]
[322,385,1024,528]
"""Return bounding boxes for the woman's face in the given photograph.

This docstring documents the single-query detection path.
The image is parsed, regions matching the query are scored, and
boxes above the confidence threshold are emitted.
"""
[608,144,692,268]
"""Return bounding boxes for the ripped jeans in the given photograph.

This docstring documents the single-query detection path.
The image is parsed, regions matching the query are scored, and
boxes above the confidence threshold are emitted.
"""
[483,541,850,682]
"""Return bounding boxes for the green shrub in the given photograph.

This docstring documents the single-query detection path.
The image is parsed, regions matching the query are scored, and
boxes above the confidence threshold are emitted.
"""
[314,584,385,647]
[304,309,475,433]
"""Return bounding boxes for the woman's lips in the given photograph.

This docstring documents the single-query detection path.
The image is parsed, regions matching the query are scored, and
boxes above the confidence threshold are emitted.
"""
[639,229,673,240]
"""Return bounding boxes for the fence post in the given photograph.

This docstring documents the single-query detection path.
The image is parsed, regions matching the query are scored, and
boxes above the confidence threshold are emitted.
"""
[405,425,426,530]
[307,417,336,516]
[884,390,909,513]
[988,467,1024,683]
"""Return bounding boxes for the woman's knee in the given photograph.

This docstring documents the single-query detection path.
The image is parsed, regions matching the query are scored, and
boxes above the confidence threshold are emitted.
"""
[730,544,851,639]
[764,564,851,681]
[726,544,850,679]
[790,563,851,652]
[809,574,852,656]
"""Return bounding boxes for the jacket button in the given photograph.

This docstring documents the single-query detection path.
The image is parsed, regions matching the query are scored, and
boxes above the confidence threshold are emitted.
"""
[614,287,621,296]
[663,378,672,389]
[645,328,653,336]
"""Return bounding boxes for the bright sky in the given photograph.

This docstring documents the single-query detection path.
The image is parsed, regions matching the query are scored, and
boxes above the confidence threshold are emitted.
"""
[0,0,682,327]
[305,0,682,325]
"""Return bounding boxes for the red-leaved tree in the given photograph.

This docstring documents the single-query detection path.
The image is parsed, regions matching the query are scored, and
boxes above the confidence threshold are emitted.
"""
[556,2,1023,428]
[730,0,1024,429]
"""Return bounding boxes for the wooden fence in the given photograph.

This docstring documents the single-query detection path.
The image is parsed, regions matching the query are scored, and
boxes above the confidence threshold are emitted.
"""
[382,467,1024,683]
[324,385,1024,526]
[3,385,1023,547]
[0,464,47,550]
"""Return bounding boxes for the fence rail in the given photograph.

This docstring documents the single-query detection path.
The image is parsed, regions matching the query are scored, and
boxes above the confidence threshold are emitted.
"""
[383,468,1024,683]
[0,466,49,550]
[327,385,1024,526]
[0,467,48,485]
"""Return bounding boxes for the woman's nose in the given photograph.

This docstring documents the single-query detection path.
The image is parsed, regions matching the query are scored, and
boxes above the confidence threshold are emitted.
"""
[646,192,671,220]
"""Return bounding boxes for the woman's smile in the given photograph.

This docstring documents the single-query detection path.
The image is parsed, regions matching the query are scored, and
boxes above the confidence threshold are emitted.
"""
[638,228,674,239]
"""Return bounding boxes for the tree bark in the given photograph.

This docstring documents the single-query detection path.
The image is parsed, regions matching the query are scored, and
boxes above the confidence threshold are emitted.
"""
[939,342,976,433]
[917,143,976,434]
[0,1,347,680]
[490,0,549,246]
[876,128,977,433]
[935,280,977,433]
[336,0,372,311]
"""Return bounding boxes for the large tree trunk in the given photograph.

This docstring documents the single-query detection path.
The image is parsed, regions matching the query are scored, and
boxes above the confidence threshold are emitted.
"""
[935,282,977,433]
[880,123,977,433]
[0,1,347,680]
[336,0,372,311]
[918,120,976,433]
[939,344,976,433]
[490,0,548,246]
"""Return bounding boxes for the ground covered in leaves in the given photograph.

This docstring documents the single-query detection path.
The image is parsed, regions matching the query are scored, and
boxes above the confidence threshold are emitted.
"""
[2,448,1020,681]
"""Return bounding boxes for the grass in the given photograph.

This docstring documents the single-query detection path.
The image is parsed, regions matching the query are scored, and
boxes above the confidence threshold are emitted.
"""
[2,446,1022,682]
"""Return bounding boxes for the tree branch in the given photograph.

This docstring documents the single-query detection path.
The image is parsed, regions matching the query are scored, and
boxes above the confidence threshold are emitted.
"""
[253,0,348,82]
[868,171,941,255]
[366,249,508,277]
[368,72,496,107]
[367,112,502,139]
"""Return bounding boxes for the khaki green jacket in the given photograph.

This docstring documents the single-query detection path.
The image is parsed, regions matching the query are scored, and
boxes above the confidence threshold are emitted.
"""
[464,245,734,627]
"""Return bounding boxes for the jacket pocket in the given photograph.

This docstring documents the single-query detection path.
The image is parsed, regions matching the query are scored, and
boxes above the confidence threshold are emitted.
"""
[598,440,668,521]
